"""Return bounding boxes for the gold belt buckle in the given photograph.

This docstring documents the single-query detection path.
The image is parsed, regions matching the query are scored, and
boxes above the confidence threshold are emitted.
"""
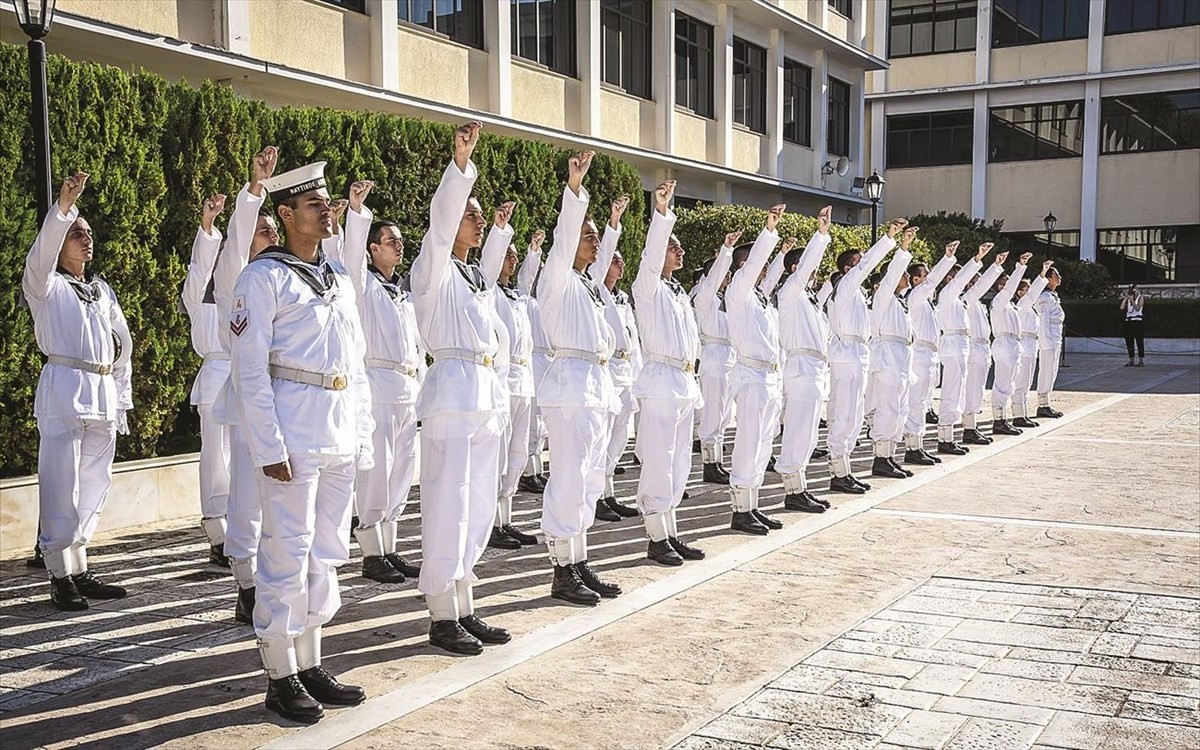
[331,374,348,391]
[482,355,493,367]
[599,357,608,366]
[684,361,694,374]
[97,364,112,375]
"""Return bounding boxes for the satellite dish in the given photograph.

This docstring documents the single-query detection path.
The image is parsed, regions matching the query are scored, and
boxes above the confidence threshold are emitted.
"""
[835,156,850,176]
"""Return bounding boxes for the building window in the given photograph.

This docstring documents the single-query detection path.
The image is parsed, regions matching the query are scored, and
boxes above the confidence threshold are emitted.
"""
[1002,229,1082,261]
[321,0,366,11]
[889,0,978,58]
[886,110,973,168]
[783,59,812,147]
[827,77,852,157]
[601,0,652,99]
[829,0,854,18]
[399,0,484,49]
[732,37,767,134]
[512,0,576,76]
[1102,90,1200,154]
[675,13,714,118]
[1106,0,1200,34]
[989,100,1085,162]
[992,0,1089,47]
[1098,226,1200,283]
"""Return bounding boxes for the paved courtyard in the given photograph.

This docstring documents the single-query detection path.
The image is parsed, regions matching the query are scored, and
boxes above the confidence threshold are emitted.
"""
[1,354,1197,749]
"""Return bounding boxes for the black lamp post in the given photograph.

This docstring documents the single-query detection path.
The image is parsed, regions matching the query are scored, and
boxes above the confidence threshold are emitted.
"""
[1042,211,1057,255]
[13,0,57,222]
[864,170,884,243]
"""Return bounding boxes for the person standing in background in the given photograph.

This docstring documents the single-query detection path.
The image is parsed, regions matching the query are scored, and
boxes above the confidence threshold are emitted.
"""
[1120,284,1145,367]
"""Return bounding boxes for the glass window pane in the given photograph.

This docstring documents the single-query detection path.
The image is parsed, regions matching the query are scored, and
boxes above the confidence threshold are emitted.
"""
[957,12,978,50]
[1064,0,1090,37]
[1042,0,1065,40]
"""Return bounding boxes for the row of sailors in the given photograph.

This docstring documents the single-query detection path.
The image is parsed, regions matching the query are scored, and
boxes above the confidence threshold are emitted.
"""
[24,122,1065,724]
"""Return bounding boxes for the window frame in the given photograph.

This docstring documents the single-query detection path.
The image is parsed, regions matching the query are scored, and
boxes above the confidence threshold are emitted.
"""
[397,0,485,50]
[1100,90,1200,155]
[511,0,577,77]
[782,59,812,147]
[1097,225,1197,283]
[988,99,1086,163]
[991,0,1090,48]
[600,0,653,100]
[675,12,715,118]
[888,0,979,59]
[1105,0,1200,35]
[885,109,974,168]
[732,36,767,134]
[321,0,367,12]
[827,77,852,158]
[829,0,854,19]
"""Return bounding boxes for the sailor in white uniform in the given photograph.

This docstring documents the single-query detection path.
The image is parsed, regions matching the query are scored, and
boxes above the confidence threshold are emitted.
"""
[537,151,623,605]
[24,172,133,611]
[900,242,958,467]
[988,253,1034,436]
[933,243,992,455]
[228,161,372,723]
[181,193,233,567]
[1013,261,1054,427]
[342,179,424,583]
[693,227,738,486]
[1035,266,1066,419]
[961,251,1008,445]
[516,235,550,493]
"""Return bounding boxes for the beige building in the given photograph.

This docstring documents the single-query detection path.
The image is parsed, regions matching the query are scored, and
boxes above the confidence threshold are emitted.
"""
[864,0,1200,285]
[1,0,895,222]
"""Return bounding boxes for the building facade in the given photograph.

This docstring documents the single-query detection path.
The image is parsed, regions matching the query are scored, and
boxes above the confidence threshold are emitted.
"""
[865,0,1200,284]
[1,0,892,223]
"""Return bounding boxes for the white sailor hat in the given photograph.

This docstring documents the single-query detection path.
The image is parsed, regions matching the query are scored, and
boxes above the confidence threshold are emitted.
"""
[262,161,328,204]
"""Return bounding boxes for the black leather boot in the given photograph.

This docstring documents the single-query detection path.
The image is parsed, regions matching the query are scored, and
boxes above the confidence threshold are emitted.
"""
[962,428,992,445]
[938,440,969,455]
[1013,416,1040,429]
[550,564,601,606]
[992,419,1022,436]
[905,449,937,466]
[830,475,866,494]
[487,527,521,550]
[811,447,829,460]
[668,536,705,560]
[751,509,783,530]
[72,571,126,599]
[923,449,942,464]
[765,456,778,473]
[888,458,914,477]
[703,462,730,485]
[851,476,872,491]
[265,675,324,723]
[647,539,684,566]
[26,546,45,569]
[362,555,406,583]
[209,543,231,568]
[603,497,640,518]
[459,614,511,644]
[429,620,483,655]
[384,553,421,578]
[692,439,702,454]
[574,561,621,598]
[518,474,546,494]
[784,493,826,513]
[730,511,769,535]
[925,409,939,424]
[235,586,256,624]
[500,524,539,545]
[298,666,366,706]
[594,500,622,523]
[50,575,88,611]
[871,457,908,479]
[1036,406,1063,419]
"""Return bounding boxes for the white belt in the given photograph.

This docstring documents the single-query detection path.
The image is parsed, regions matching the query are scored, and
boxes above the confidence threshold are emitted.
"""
[510,355,530,367]
[835,334,867,345]
[700,334,731,346]
[202,352,230,362]
[269,364,349,391]
[737,354,780,373]
[787,346,827,363]
[47,355,113,376]
[1126,316,1143,322]
[533,347,553,357]
[611,349,630,361]
[364,357,418,377]
[645,352,695,374]
[914,340,938,352]
[970,338,990,345]
[1020,333,1038,341]
[878,334,912,346]
[995,333,1019,342]
[943,329,969,336]
[431,348,495,367]
[555,348,608,366]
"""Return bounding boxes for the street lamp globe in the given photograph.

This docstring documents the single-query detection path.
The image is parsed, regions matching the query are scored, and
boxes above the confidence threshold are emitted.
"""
[1043,211,1057,234]
[12,0,57,39]
[864,170,885,203]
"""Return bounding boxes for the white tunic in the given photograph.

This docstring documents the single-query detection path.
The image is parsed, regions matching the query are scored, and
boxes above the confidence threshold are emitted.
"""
[964,264,1005,342]
[909,254,956,347]
[726,227,783,373]
[588,222,639,389]
[935,258,983,358]
[828,235,897,360]
[181,225,227,406]
[408,160,506,419]
[536,186,617,411]
[23,206,133,423]
[343,206,423,405]
[989,263,1028,341]
[229,250,373,466]
[868,249,916,373]
[693,242,735,369]
[632,208,701,403]
[1017,276,1050,357]
[479,222,535,399]
[1035,288,1066,348]
[777,231,833,361]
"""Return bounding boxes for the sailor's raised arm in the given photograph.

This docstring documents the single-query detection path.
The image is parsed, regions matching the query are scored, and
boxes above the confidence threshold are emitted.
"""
[589,195,628,283]
[214,147,277,310]
[695,231,739,312]
[517,232,544,296]
[944,244,991,301]
[911,242,958,306]
[995,252,1032,308]
[322,199,348,264]
[631,180,678,301]
[966,251,1007,305]
[760,252,785,298]
[480,201,517,285]
[410,122,482,292]
[541,151,594,302]
[23,172,88,303]
[791,206,835,292]
[728,204,784,303]
[846,217,905,289]
[342,181,375,297]
[1019,260,1053,313]
[182,194,226,315]
[872,227,918,311]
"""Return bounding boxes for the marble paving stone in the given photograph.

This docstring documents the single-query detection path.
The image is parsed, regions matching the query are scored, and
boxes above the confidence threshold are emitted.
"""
[940,718,1043,750]
[881,710,967,749]
[1067,664,1200,698]
[947,621,1100,653]
[1118,701,1200,727]
[957,673,1127,716]
[904,664,978,696]
[823,680,941,710]
[767,724,882,750]
[928,696,1056,726]
[980,658,1074,682]
[694,715,790,746]
[1037,711,1200,750]
[731,689,911,737]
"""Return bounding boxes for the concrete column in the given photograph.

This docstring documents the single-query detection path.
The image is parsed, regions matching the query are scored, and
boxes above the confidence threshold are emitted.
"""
[714,2,734,168]
[485,0,512,116]
[854,0,869,48]
[579,0,601,136]
[813,48,829,186]
[1086,0,1105,74]
[971,90,988,219]
[765,27,784,177]
[853,70,865,177]
[869,99,885,177]
[221,0,251,56]
[652,0,675,155]
[1079,80,1102,262]
[975,0,992,84]
[366,0,399,91]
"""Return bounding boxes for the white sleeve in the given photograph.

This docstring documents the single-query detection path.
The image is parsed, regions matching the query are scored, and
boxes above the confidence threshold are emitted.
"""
[479,222,515,286]
[342,205,373,298]
[590,221,623,283]
[182,226,223,316]
[228,267,288,468]
[22,206,79,303]
[410,159,478,294]
[631,207,677,301]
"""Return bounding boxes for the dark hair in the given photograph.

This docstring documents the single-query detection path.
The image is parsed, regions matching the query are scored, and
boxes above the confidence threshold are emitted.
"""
[257,207,274,219]
[868,271,883,288]
[835,249,860,273]
[368,220,401,248]
[275,194,301,215]
[731,242,754,269]
[907,263,928,278]
[783,247,804,273]
[698,257,716,278]
[939,263,962,290]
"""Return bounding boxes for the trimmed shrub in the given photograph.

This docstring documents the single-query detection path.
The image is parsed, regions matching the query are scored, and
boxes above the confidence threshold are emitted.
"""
[0,44,645,477]
[1060,298,1200,339]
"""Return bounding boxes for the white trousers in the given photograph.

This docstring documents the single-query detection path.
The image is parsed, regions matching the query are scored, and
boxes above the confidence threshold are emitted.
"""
[36,416,116,576]
[225,425,263,577]
[418,411,504,598]
[697,365,734,451]
[938,356,968,428]
[605,385,637,476]
[991,340,1019,419]
[197,403,231,525]
[903,346,939,439]
[826,358,868,468]
[526,401,547,473]
[355,401,418,528]
[541,406,609,541]
[776,358,828,482]
[1037,346,1062,405]
[1014,354,1037,418]
[869,368,910,445]
[254,452,355,642]
[962,344,992,428]
[500,394,534,499]
[729,379,782,489]
[634,398,694,516]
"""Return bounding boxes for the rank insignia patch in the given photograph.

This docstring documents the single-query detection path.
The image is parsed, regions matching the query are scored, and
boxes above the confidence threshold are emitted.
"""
[230,296,249,337]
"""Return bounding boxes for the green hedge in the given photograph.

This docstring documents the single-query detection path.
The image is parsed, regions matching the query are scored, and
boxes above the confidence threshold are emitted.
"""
[1061,298,1200,339]
[672,203,935,283]
[0,43,646,478]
